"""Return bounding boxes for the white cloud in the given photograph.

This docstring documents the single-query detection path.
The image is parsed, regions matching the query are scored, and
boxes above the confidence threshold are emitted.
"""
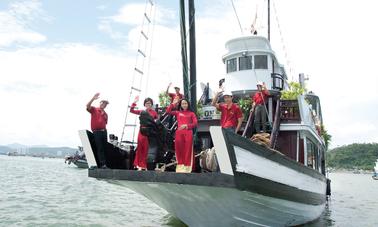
[0,0,49,47]
[1,0,377,149]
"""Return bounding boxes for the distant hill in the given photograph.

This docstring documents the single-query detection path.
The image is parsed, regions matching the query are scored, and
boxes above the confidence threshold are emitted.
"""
[6,143,28,149]
[0,146,13,155]
[0,144,77,157]
[326,143,378,170]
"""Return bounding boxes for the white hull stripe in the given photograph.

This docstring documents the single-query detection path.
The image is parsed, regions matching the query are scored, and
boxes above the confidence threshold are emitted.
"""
[234,146,325,194]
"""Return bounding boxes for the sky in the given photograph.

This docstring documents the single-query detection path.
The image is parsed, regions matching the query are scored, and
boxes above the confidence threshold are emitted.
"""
[0,0,377,149]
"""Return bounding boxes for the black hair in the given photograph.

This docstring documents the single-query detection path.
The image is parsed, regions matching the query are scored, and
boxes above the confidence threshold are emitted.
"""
[178,98,193,112]
[143,97,153,106]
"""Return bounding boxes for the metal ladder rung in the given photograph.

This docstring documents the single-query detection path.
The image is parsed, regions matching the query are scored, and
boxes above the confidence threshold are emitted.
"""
[124,124,137,127]
[134,67,144,75]
[131,86,141,92]
[137,49,146,57]
[148,0,154,6]
[141,31,148,40]
[144,13,151,23]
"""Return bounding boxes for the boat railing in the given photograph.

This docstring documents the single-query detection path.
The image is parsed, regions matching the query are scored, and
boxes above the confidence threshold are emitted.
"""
[280,100,301,123]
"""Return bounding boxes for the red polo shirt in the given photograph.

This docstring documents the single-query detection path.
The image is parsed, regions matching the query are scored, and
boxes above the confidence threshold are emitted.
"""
[252,90,270,105]
[168,93,184,103]
[88,107,108,131]
[217,103,243,128]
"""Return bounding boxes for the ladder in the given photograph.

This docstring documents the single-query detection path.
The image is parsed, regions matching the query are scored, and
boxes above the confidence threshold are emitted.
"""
[120,0,155,144]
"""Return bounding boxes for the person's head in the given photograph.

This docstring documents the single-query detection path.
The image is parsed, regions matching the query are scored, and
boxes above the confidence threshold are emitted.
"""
[223,91,233,104]
[99,100,109,109]
[143,97,153,109]
[256,81,263,91]
[174,86,180,94]
[178,98,191,111]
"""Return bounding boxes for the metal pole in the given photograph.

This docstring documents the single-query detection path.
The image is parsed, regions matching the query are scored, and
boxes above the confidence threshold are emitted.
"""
[189,0,197,113]
[179,0,189,99]
[268,0,270,41]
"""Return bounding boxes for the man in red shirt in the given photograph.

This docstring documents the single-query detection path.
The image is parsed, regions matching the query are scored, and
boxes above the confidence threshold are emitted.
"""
[212,90,243,134]
[251,82,270,133]
[166,82,184,103]
[86,93,109,168]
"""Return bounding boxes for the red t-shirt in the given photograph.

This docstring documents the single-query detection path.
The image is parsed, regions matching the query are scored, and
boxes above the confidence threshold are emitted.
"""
[217,103,243,128]
[130,103,158,119]
[168,93,184,103]
[88,107,108,131]
[166,104,197,130]
[252,90,270,105]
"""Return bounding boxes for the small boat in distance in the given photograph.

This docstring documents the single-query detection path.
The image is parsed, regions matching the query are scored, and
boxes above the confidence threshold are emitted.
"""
[64,146,88,169]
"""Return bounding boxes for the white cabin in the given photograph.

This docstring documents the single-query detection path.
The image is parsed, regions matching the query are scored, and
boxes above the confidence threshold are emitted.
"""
[222,35,286,95]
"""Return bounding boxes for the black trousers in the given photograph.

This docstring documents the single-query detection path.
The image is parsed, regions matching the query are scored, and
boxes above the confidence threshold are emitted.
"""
[93,129,107,166]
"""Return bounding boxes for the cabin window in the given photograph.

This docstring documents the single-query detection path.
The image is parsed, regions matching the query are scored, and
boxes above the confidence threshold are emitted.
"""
[227,58,237,73]
[254,55,268,69]
[239,56,252,70]
[306,140,319,170]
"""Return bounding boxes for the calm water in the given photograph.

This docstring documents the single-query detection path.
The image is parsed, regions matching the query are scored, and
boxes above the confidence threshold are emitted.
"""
[1,155,377,227]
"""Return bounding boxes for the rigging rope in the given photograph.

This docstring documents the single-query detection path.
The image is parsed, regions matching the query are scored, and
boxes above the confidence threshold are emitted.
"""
[230,0,244,35]
[272,0,293,79]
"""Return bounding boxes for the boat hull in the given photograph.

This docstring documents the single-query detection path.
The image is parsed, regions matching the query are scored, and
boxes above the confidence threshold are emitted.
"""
[85,127,327,226]
[89,169,325,226]
[73,159,88,168]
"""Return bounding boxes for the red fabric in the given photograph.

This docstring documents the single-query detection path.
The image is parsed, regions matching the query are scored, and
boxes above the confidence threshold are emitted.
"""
[168,93,184,103]
[130,103,158,169]
[217,103,243,128]
[175,130,194,169]
[252,90,270,105]
[166,104,197,130]
[166,104,197,171]
[88,107,108,131]
[133,131,149,169]
[130,103,158,119]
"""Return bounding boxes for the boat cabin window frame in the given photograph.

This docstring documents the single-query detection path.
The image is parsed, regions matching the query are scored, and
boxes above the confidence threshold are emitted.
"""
[239,56,252,71]
[226,58,237,73]
[306,139,319,170]
[254,55,268,69]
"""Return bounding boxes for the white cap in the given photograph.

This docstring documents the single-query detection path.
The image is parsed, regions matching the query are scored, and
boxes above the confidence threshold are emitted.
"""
[257,81,263,86]
[222,91,233,97]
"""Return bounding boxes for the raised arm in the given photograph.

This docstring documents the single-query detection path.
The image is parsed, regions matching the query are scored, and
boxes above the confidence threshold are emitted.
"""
[130,96,142,115]
[262,82,270,96]
[211,90,221,110]
[166,82,172,94]
[166,97,179,116]
[86,93,100,112]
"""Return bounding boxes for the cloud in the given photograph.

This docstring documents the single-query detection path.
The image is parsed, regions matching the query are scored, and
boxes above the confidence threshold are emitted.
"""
[0,0,49,47]
[110,3,175,26]
[1,0,377,149]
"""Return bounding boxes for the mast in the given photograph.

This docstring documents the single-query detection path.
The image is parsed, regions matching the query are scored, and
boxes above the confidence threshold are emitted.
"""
[268,0,270,41]
[179,0,189,99]
[189,0,197,112]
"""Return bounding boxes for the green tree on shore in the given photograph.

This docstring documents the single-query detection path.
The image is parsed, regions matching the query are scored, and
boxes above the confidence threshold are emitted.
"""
[327,143,378,170]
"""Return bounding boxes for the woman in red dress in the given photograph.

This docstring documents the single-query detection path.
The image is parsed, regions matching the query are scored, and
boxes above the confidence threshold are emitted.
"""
[130,96,158,170]
[166,98,198,173]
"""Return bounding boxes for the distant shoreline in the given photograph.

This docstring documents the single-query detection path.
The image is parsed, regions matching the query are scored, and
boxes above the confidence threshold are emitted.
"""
[328,169,374,174]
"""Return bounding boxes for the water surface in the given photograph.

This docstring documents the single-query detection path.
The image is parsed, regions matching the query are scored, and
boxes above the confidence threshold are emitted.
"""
[1,155,377,226]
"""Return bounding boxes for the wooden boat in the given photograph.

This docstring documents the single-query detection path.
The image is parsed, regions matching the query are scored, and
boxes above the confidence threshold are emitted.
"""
[79,1,331,226]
